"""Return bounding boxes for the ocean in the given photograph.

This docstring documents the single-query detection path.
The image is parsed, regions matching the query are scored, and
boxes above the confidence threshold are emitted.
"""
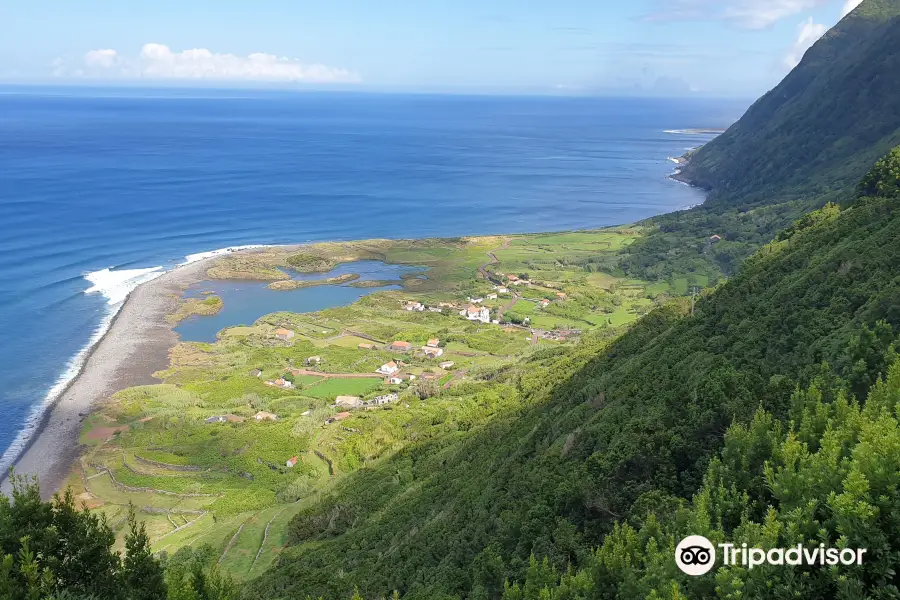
[0,86,745,471]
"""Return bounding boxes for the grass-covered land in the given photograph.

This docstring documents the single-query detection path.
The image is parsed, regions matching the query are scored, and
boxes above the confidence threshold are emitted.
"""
[64,229,672,582]
[166,295,224,325]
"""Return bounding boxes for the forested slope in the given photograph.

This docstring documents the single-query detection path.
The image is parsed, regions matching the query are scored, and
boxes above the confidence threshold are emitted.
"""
[247,151,900,599]
[620,0,900,282]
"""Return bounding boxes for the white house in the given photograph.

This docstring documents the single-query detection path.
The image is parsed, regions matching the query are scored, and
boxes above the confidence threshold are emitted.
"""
[377,361,400,376]
[423,347,444,358]
[468,297,484,304]
[497,287,509,294]
[439,361,455,369]
[486,293,498,300]
[460,304,491,323]
[389,376,403,385]
[404,302,425,312]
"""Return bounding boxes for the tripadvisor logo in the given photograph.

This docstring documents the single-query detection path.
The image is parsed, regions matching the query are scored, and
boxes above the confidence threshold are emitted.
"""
[675,535,867,576]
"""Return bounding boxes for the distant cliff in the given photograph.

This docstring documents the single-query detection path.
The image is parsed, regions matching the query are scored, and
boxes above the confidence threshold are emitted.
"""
[679,0,900,209]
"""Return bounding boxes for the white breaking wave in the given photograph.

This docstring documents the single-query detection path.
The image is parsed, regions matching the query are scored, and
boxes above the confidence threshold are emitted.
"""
[84,266,167,305]
[0,244,278,476]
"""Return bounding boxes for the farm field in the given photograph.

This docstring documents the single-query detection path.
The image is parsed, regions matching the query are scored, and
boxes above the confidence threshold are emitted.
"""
[66,228,691,580]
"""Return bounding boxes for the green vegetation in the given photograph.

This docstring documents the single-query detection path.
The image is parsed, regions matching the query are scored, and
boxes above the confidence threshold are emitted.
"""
[167,296,224,325]
[0,475,233,600]
[621,0,900,282]
[7,7,900,597]
[267,273,360,291]
[56,228,666,587]
[246,164,900,598]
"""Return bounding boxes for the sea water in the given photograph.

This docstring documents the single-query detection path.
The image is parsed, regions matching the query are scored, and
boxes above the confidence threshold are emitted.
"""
[0,85,745,470]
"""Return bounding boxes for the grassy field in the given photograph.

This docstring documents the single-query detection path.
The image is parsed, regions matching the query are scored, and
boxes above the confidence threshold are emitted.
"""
[66,229,694,580]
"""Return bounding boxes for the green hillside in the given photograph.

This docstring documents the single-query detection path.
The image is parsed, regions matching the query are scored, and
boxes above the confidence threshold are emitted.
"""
[621,0,900,282]
[681,0,900,206]
[246,154,900,598]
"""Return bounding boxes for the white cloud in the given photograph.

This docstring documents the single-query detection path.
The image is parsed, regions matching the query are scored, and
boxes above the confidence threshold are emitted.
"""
[783,17,827,69]
[645,0,830,29]
[840,0,864,17]
[64,43,359,84]
[84,49,118,69]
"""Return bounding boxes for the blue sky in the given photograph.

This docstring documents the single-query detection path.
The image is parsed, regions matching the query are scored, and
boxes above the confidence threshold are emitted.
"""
[0,0,864,96]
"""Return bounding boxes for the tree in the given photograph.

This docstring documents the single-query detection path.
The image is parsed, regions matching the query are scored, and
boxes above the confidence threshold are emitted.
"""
[123,505,167,600]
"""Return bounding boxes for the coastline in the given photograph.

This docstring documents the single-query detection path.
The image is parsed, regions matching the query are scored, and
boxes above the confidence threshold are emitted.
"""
[0,254,234,499]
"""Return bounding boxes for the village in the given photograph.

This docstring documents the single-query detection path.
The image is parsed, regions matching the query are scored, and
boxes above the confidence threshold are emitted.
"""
[68,229,666,579]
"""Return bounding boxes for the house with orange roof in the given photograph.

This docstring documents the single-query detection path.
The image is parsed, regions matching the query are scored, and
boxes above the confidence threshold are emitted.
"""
[390,341,412,352]
[274,328,295,341]
[377,360,400,375]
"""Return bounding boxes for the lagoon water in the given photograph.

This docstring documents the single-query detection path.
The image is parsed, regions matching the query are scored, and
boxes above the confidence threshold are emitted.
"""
[0,85,746,470]
[175,261,421,343]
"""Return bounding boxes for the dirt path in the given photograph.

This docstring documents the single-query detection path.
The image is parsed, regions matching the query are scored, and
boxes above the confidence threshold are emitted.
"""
[478,238,521,321]
[478,237,510,280]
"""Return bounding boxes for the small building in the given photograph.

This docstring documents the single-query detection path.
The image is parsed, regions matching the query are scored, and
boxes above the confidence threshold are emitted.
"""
[486,293,498,300]
[335,395,363,409]
[377,360,400,376]
[249,369,263,378]
[461,304,491,323]
[423,347,444,358]
[334,411,351,421]
[469,297,484,304]
[422,372,438,380]
[390,341,412,352]
[439,361,455,369]
[497,287,509,294]
[286,456,299,468]
[507,275,519,282]
[555,292,568,300]
[254,411,278,422]
[438,302,456,308]
[428,307,443,313]
[389,376,403,385]
[358,342,375,350]
[307,356,321,366]
[274,328,295,341]
[426,338,440,348]
[709,234,722,244]
[300,410,312,416]
[372,393,399,405]
[408,374,416,381]
[539,299,551,308]
[205,415,228,424]
[404,301,425,312]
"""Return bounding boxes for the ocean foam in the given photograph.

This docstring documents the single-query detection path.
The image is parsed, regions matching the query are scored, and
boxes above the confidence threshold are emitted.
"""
[0,304,119,475]
[84,266,166,305]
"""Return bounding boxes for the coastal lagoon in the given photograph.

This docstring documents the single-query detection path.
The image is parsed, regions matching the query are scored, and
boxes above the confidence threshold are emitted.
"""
[0,87,745,469]
[175,261,421,342]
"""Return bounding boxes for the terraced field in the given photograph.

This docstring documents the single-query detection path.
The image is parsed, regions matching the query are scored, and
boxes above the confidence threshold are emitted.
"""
[63,229,685,580]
